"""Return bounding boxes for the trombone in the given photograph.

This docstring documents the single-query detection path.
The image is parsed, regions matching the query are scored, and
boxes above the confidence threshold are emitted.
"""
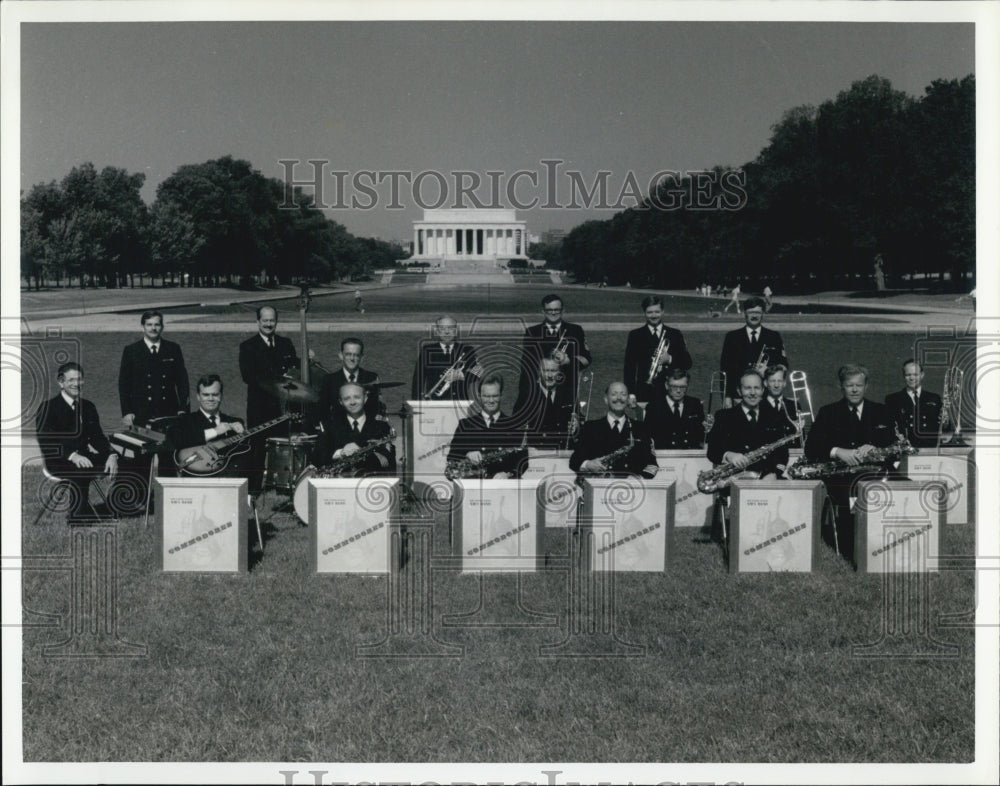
[703,371,726,433]
[788,370,814,448]
[566,370,594,449]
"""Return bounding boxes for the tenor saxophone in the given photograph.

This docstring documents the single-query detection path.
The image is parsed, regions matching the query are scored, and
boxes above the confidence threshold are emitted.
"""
[445,441,527,480]
[786,433,916,480]
[315,431,396,477]
[697,430,801,493]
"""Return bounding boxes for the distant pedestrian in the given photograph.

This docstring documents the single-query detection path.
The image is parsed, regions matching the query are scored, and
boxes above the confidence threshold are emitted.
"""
[354,288,365,313]
[763,285,773,312]
[723,284,742,314]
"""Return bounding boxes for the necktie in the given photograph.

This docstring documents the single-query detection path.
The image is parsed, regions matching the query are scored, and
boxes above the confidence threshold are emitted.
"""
[352,419,361,436]
[748,409,756,425]
[613,419,621,433]
[772,397,780,409]
[850,404,861,421]
[673,402,681,418]
[210,415,217,427]
[549,390,556,405]
[485,415,492,429]
[348,373,356,383]
[70,400,76,412]
[151,344,158,356]
[750,329,758,346]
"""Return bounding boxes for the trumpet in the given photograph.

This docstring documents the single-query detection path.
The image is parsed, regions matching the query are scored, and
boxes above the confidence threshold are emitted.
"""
[646,332,670,385]
[703,371,727,433]
[697,430,801,493]
[316,430,396,477]
[550,331,570,361]
[425,356,466,399]
[939,366,966,447]
[754,346,771,373]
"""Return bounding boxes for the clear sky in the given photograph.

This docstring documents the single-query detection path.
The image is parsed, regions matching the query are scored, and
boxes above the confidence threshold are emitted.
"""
[19,20,975,241]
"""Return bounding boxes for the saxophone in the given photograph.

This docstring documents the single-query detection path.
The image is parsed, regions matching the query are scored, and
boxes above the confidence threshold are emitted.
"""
[581,433,649,477]
[786,432,916,480]
[445,438,528,480]
[314,431,396,477]
[697,430,801,493]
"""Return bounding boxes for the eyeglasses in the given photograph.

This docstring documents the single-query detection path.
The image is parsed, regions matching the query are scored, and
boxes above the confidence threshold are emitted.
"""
[543,308,563,314]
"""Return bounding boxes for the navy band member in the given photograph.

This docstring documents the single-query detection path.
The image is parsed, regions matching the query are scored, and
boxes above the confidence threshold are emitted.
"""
[623,296,692,404]
[805,363,896,562]
[512,357,576,449]
[312,382,396,476]
[706,369,789,480]
[761,364,799,436]
[238,306,299,493]
[169,374,246,455]
[118,310,190,427]
[884,359,944,448]
[644,369,707,450]
[318,337,384,422]
[36,362,118,523]
[570,382,658,478]
[719,297,787,405]
[447,374,527,479]
[517,293,592,402]
[411,315,481,401]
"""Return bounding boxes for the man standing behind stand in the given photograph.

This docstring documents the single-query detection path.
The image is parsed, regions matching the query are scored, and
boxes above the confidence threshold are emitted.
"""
[884,359,944,448]
[116,310,189,512]
[411,316,481,401]
[623,296,692,404]
[719,297,787,407]
[518,293,591,404]
[318,337,383,422]
[238,306,299,493]
[447,375,527,479]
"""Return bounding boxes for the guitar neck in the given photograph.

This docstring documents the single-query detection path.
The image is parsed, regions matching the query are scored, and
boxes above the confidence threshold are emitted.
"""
[217,414,291,448]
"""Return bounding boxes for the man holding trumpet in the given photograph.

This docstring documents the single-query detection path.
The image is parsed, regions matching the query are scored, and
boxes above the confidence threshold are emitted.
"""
[623,295,692,405]
[517,293,592,404]
[719,296,787,407]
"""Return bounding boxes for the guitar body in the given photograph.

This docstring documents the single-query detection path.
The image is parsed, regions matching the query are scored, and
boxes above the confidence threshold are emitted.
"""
[175,441,251,477]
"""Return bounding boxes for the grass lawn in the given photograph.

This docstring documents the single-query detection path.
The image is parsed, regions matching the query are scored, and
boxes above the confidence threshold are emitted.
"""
[15,297,977,763]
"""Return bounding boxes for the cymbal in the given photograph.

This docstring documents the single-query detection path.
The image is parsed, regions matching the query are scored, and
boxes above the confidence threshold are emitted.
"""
[259,378,319,403]
[362,380,405,389]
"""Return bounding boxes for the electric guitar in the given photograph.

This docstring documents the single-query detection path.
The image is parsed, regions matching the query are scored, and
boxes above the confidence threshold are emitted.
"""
[174,413,302,476]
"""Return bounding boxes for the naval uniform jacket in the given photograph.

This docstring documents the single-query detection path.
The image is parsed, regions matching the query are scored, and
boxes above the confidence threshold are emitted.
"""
[118,339,190,425]
[512,382,575,449]
[644,394,706,450]
[517,321,591,400]
[705,403,788,477]
[719,325,787,399]
[238,333,300,427]
[411,341,479,401]
[569,416,658,478]
[319,367,382,421]
[623,324,692,402]
[446,412,528,478]
[312,414,396,475]
[884,388,943,448]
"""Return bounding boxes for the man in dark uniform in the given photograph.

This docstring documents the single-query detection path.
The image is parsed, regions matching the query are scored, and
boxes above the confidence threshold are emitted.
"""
[446,375,527,479]
[570,382,658,479]
[517,293,592,403]
[623,296,692,404]
[644,369,707,450]
[762,364,799,436]
[312,382,396,476]
[512,357,576,449]
[318,337,384,422]
[805,363,896,563]
[706,369,789,479]
[411,315,481,401]
[884,359,944,448]
[719,297,788,406]
[238,306,299,493]
[36,362,118,523]
[115,310,189,512]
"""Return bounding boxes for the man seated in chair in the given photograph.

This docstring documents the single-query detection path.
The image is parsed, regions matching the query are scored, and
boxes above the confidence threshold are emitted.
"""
[35,362,118,524]
[169,374,247,475]
[312,382,396,476]
[447,374,527,479]
[570,382,658,479]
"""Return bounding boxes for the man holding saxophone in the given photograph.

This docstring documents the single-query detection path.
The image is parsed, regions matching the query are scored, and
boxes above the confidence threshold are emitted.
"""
[719,297,787,407]
[570,382,658,478]
[312,382,396,476]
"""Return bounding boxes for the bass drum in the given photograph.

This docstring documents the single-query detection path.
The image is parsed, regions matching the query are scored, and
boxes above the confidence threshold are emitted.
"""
[292,465,317,524]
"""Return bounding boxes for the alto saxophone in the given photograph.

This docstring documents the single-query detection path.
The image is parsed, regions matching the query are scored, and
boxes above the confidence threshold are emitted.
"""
[583,433,648,477]
[697,430,801,493]
[786,432,916,480]
[445,436,528,480]
[316,430,396,477]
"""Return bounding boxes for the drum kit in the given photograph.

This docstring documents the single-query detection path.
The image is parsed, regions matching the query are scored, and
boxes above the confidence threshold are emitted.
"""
[259,373,405,523]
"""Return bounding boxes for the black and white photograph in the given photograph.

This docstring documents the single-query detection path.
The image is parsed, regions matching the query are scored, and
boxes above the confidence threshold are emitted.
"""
[2,2,998,784]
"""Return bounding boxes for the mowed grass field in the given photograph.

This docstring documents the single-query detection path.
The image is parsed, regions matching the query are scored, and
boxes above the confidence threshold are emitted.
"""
[17,315,977,763]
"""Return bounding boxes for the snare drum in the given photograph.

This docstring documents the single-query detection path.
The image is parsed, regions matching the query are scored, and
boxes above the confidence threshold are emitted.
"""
[265,434,317,491]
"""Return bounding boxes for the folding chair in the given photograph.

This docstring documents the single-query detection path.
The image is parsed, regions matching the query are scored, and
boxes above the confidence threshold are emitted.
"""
[31,466,113,526]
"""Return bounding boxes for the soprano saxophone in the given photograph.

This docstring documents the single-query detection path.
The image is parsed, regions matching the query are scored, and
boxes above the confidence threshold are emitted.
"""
[786,431,916,480]
[697,430,801,493]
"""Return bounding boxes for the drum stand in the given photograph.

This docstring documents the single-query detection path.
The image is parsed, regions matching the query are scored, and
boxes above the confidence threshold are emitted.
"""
[143,454,159,528]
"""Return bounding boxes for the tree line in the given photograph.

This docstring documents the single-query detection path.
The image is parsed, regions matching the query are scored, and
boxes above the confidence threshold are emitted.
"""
[21,155,408,290]
[551,75,975,292]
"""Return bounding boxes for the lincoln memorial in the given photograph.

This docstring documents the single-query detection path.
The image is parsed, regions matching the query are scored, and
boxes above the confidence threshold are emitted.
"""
[410,209,528,268]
